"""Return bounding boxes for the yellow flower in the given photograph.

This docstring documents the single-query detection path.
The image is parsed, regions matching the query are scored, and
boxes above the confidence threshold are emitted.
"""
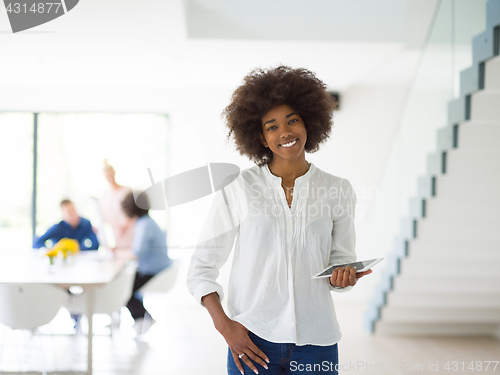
[51,238,80,259]
[45,249,58,257]
[44,248,58,265]
[53,238,80,254]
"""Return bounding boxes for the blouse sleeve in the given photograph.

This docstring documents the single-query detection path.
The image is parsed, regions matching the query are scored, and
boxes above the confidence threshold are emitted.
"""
[328,178,357,293]
[186,184,241,306]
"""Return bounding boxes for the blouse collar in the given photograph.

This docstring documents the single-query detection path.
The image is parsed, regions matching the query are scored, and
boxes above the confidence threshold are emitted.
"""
[264,161,316,186]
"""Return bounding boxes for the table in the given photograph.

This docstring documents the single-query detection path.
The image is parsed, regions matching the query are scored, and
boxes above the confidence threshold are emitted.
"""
[0,249,126,375]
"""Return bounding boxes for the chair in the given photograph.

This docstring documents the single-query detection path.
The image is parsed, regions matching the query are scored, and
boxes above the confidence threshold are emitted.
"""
[138,260,179,295]
[64,263,137,329]
[0,284,68,374]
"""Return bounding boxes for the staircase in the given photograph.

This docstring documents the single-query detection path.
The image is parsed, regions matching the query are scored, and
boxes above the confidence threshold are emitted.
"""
[366,0,500,337]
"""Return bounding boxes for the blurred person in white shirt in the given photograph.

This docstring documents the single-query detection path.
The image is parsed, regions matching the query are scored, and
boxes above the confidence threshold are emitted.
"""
[99,159,134,250]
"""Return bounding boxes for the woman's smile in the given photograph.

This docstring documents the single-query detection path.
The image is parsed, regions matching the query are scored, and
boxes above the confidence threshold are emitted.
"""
[260,104,307,162]
[280,138,298,148]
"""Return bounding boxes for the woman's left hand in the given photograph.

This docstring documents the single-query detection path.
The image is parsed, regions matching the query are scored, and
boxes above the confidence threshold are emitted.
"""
[329,266,372,288]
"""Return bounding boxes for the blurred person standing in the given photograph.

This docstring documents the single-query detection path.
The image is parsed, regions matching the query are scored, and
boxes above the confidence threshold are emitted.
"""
[116,190,172,333]
[99,159,134,250]
[33,199,99,250]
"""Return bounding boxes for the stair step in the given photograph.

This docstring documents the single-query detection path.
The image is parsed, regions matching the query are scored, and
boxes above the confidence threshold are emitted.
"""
[380,306,500,323]
[485,55,500,89]
[408,240,500,259]
[426,148,500,178]
[417,175,435,199]
[472,30,495,67]
[393,275,500,293]
[458,120,500,149]
[441,189,500,210]
[386,291,500,308]
[424,202,499,222]
[459,66,479,97]
[374,321,498,336]
[417,219,500,242]
[471,89,500,121]
[424,177,500,220]
[485,0,500,45]
[448,98,466,124]
[399,258,500,277]
[445,149,500,178]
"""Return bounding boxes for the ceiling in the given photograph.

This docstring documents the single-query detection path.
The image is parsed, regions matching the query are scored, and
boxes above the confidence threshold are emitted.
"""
[185,0,407,42]
[0,0,439,104]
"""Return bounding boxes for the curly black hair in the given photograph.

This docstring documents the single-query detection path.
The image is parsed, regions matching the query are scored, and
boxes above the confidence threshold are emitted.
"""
[121,191,149,218]
[222,66,336,166]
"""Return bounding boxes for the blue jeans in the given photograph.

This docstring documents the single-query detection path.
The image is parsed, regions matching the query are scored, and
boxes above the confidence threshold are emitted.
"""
[227,331,338,375]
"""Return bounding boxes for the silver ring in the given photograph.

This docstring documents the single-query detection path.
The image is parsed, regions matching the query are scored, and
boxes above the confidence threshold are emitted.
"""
[238,353,245,359]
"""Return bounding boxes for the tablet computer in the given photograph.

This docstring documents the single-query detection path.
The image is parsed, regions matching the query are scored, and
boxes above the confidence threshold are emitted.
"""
[311,258,383,279]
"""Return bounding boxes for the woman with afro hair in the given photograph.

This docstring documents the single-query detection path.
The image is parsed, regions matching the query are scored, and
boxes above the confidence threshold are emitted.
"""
[187,66,372,375]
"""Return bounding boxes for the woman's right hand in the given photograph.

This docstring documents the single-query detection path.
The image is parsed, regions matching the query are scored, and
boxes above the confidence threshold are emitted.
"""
[217,319,269,374]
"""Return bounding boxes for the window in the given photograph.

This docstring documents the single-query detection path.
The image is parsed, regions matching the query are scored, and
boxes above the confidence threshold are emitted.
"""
[0,113,34,251]
[0,112,169,251]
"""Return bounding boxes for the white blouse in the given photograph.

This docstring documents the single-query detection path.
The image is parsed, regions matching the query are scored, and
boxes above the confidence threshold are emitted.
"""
[186,162,357,346]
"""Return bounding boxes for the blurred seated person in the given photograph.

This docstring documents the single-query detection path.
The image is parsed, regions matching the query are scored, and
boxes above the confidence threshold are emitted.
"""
[33,199,99,250]
[116,191,172,333]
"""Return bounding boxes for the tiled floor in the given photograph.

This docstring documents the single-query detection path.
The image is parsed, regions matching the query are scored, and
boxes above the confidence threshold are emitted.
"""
[1,250,499,374]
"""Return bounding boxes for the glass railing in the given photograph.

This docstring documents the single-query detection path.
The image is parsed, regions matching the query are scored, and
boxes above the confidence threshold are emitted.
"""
[365,0,489,326]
